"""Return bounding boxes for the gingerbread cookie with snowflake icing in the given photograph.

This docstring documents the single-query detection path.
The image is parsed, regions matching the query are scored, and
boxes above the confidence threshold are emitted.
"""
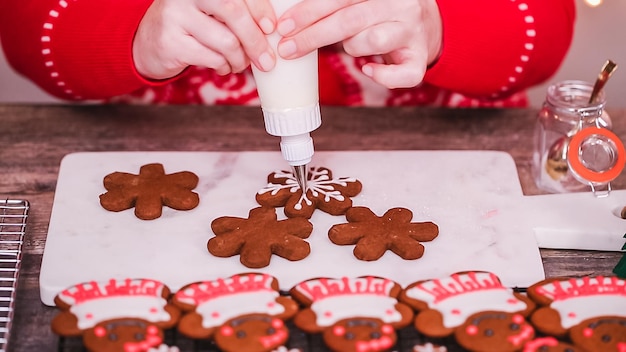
[329,207,439,261]
[256,166,362,219]
[289,276,414,352]
[51,278,181,352]
[208,207,313,268]
[172,273,299,352]
[99,163,200,220]
[399,271,535,339]
[526,275,626,351]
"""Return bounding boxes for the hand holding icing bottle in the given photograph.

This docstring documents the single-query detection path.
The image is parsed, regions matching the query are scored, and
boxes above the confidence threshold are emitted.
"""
[251,0,321,192]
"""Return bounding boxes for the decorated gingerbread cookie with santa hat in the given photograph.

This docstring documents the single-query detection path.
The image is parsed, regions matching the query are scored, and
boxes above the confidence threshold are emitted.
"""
[172,273,298,352]
[289,276,414,352]
[527,275,626,352]
[399,271,536,351]
[51,278,181,352]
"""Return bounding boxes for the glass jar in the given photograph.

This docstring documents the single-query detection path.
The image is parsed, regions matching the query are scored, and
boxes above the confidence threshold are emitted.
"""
[532,80,625,196]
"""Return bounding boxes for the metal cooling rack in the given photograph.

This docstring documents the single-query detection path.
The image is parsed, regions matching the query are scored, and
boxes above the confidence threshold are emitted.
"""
[0,200,29,352]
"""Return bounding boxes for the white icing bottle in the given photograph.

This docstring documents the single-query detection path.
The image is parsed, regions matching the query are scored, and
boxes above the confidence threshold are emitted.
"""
[251,0,321,191]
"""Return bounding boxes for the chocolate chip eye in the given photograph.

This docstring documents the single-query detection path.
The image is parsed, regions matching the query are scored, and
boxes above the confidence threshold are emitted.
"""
[236,330,247,339]
[345,332,355,340]
[602,334,612,343]
[134,333,144,341]
[267,327,276,335]
[565,349,575,352]
[538,347,548,352]
[509,323,520,331]
[483,329,494,337]
[370,332,381,339]
[108,333,118,342]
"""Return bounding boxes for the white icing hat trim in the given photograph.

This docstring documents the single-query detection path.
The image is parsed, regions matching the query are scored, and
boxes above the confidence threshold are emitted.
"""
[196,291,284,328]
[311,294,401,327]
[70,296,170,330]
[553,295,626,329]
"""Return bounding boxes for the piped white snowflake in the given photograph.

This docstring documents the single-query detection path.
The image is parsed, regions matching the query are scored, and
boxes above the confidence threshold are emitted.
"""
[256,166,362,219]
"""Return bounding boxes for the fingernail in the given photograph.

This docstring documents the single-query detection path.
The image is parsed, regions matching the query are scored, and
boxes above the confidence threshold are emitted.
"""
[278,40,297,58]
[258,51,275,71]
[259,17,274,34]
[362,64,374,77]
[277,19,295,35]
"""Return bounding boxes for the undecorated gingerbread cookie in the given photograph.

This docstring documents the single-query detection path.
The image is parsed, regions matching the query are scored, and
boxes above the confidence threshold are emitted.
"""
[256,166,362,219]
[328,207,439,261]
[99,163,199,220]
[172,273,299,352]
[208,206,313,268]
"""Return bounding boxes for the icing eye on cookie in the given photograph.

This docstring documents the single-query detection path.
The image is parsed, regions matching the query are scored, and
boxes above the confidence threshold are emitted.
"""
[256,166,362,219]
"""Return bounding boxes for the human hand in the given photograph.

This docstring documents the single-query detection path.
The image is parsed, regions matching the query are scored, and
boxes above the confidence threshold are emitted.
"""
[275,0,442,89]
[133,0,278,80]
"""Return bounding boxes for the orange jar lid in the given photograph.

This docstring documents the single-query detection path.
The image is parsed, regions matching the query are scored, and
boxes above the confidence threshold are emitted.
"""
[567,127,626,184]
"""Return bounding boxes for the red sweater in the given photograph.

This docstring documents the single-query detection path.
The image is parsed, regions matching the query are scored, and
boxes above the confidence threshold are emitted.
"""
[0,0,575,107]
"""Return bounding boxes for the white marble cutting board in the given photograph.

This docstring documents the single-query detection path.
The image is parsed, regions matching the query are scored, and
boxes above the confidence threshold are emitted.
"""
[39,150,548,306]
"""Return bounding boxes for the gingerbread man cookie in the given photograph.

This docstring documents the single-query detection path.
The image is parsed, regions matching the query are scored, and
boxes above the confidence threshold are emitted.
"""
[99,163,199,220]
[328,207,439,261]
[172,273,299,352]
[399,271,535,339]
[51,278,180,352]
[290,276,414,352]
[256,166,362,219]
[527,276,626,351]
[208,207,313,268]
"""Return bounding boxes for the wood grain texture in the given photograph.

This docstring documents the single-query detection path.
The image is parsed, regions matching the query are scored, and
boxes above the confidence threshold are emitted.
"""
[1,104,624,351]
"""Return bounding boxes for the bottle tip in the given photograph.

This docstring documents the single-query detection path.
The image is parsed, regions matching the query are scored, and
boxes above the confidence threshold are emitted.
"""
[292,164,308,193]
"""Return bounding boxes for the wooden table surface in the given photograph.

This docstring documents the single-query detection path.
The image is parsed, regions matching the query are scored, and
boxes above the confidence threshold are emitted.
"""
[1,104,624,351]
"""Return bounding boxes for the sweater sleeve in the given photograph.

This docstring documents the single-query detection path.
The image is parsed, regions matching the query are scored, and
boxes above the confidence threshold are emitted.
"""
[0,0,156,101]
[424,0,576,99]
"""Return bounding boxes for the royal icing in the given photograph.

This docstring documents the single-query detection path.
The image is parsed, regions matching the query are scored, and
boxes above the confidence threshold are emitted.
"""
[258,167,357,210]
[412,342,448,352]
[175,274,285,328]
[405,272,527,328]
[534,276,626,329]
[147,344,181,352]
[294,277,402,327]
[58,279,170,330]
